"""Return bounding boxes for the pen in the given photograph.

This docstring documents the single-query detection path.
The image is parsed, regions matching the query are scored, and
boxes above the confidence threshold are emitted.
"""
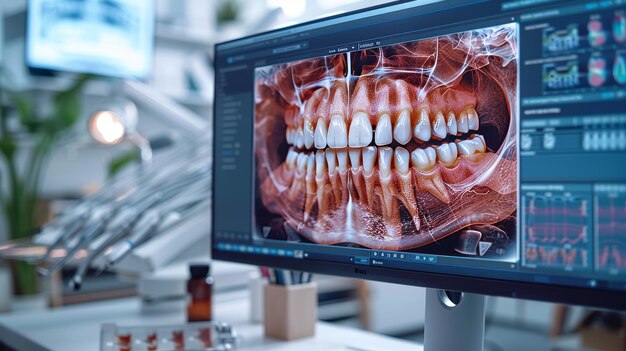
[283,270,292,285]
[301,272,313,284]
[275,269,284,285]
[260,266,270,280]
[292,271,302,285]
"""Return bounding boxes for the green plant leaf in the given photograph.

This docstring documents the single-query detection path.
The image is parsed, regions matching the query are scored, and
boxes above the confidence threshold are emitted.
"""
[39,118,62,136]
[52,74,93,131]
[108,149,140,177]
[0,136,16,160]
[53,93,81,130]
[12,94,39,133]
[13,261,38,295]
[0,74,94,296]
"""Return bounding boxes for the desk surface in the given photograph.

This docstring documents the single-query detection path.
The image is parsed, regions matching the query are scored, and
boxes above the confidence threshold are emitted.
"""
[0,291,422,351]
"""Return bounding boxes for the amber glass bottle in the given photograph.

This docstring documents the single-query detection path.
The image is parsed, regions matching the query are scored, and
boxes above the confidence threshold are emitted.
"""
[187,264,213,322]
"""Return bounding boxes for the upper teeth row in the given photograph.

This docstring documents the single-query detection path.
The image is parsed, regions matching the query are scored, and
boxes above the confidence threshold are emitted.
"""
[285,107,479,149]
[285,135,486,176]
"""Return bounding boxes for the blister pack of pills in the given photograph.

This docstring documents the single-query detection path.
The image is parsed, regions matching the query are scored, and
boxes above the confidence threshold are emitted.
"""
[100,321,240,351]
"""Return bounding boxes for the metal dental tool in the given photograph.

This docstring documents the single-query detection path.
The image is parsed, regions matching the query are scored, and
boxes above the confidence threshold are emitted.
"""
[103,194,210,268]
[35,143,199,251]
[68,206,141,290]
[39,183,167,277]
[38,205,112,277]
[39,160,206,273]
[32,140,213,287]
[68,176,210,289]
[37,207,90,264]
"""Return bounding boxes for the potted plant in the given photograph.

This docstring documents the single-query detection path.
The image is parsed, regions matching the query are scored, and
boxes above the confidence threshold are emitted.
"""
[0,74,92,295]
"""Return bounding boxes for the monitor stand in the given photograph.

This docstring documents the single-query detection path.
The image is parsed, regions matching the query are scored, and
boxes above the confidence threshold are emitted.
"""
[424,288,486,351]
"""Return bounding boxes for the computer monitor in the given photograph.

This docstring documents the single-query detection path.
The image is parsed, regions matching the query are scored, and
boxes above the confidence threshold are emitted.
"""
[212,0,626,318]
[26,0,154,79]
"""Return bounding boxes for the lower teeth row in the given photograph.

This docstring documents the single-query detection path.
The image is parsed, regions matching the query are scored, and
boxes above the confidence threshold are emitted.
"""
[285,134,487,176]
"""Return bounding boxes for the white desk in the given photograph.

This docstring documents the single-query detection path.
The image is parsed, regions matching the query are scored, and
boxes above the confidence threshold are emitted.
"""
[0,291,422,351]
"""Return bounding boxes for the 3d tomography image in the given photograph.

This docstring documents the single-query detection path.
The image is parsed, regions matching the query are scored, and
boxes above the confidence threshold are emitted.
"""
[253,24,518,260]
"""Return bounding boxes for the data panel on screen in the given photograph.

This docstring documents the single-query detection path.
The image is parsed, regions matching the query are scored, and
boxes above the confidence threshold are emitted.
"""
[253,24,518,262]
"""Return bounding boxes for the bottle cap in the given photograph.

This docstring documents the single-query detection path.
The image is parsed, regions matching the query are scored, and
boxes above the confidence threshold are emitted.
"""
[189,264,210,279]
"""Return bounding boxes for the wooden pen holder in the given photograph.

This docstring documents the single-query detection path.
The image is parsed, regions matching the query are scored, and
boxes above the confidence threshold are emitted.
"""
[263,282,317,340]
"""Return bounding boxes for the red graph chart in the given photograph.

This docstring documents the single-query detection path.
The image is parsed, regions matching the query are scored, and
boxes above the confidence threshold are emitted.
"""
[595,188,626,275]
[523,190,592,271]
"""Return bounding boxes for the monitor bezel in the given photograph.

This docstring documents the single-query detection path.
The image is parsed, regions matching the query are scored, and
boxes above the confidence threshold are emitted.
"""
[212,250,626,310]
[211,0,626,311]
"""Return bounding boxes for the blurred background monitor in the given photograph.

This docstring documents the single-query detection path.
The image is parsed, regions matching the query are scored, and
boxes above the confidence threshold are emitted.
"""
[25,0,154,79]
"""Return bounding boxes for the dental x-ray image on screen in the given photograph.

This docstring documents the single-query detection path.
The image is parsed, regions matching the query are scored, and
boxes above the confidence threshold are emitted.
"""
[253,24,518,261]
[26,0,154,79]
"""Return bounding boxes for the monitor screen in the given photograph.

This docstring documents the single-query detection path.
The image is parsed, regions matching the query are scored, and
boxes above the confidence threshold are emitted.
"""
[26,0,154,79]
[212,0,626,309]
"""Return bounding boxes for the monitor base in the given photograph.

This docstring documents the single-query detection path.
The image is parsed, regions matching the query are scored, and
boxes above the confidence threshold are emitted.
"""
[424,288,486,351]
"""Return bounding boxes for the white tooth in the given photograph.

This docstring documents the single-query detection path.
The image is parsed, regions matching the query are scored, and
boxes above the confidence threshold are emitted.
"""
[304,120,315,149]
[437,143,458,165]
[297,153,307,173]
[472,135,486,152]
[286,128,292,144]
[446,112,457,136]
[473,134,486,144]
[393,110,412,145]
[432,111,447,139]
[378,147,392,177]
[315,151,326,177]
[287,148,298,168]
[348,111,373,148]
[306,154,315,177]
[410,148,434,171]
[296,126,304,148]
[413,109,431,142]
[349,148,361,169]
[375,113,393,146]
[337,149,348,171]
[425,147,437,165]
[394,147,410,174]
[457,140,476,155]
[325,149,337,174]
[467,108,479,130]
[436,144,454,165]
[457,113,469,134]
[449,142,458,161]
[314,118,327,149]
[327,114,348,148]
[362,146,377,176]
